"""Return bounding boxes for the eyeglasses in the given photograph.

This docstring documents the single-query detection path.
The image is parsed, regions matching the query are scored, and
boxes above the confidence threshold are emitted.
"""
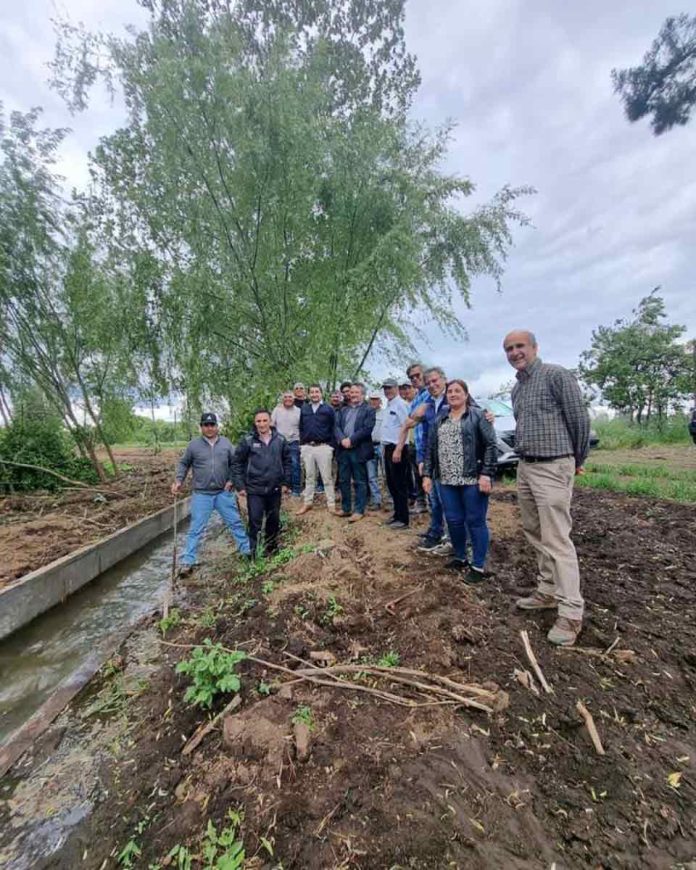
[409,372,422,381]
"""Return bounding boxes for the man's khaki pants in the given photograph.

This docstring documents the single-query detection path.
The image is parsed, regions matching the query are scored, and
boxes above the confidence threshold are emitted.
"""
[517,456,584,620]
[301,443,336,508]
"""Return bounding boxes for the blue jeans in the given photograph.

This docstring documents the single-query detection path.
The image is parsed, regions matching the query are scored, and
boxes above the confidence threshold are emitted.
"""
[366,444,382,506]
[181,490,251,565]
[438,484,490,568]
[427,480,445,540]
[338,450,368,515]
[288,441,302,495]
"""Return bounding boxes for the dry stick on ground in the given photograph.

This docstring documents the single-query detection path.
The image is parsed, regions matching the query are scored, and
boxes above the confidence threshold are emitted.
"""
[576,700,606,755]
[520,630,553,694]
[384,588,419,615]
[182,694,241,756]
[0,459,116,494]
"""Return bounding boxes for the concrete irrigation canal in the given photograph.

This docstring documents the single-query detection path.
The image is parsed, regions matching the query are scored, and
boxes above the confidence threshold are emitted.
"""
[0,499,191,773]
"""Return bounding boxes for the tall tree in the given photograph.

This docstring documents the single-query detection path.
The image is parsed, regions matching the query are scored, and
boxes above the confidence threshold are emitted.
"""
[612,13,696,135]
[51,0,531,413]
[579,291,693,423]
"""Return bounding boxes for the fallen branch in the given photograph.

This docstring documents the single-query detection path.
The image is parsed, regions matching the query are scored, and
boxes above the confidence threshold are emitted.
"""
[182,694,241,756]
[520,630,553,694]
[0,459,115,494]
[576,700,605,755]
[384,588,419,616]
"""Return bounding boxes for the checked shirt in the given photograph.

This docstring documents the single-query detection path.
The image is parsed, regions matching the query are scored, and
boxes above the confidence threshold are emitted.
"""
[511,358,590,468]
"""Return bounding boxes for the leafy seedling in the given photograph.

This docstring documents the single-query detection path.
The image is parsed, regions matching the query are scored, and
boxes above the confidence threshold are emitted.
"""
[175,640,246,709]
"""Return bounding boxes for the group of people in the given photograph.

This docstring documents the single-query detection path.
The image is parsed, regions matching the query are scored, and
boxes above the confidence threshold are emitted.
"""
[172,329,591,647]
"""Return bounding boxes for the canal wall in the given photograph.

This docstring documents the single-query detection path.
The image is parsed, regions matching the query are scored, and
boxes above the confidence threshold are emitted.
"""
[0,498,191,642]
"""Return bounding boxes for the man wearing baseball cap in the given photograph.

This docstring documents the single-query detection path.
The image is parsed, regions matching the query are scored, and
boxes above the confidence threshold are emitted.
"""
[381,379,411,529]
[171,412,251,574]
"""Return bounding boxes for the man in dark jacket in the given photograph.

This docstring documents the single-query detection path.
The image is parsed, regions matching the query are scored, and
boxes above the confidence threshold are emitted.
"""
[232,409,292,558]
[172,412,251,574]
[298,384,337,514]
[334,383,376,522]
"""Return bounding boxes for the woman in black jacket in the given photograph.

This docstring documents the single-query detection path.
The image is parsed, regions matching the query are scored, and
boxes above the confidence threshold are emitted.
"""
[422,379,498,584]
[233,409,291,558]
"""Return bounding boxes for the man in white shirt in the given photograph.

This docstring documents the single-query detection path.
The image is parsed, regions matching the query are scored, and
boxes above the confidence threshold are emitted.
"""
[380,379,411,529]
[366,391,384,509]
[271,391,302,496]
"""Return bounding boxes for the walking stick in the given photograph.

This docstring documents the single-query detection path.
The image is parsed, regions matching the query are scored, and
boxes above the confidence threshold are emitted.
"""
[163,494,178,620]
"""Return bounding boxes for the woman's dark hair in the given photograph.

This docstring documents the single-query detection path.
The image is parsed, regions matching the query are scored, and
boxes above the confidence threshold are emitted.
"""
[446,379,471,407]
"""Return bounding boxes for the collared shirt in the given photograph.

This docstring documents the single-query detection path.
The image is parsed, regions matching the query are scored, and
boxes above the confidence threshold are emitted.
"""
[409,387,430,459]
[416,391,450,463]
[310,401,322,413]
[371,408,384,443]
[382,395,410,445]
[511,357,590,467]
[343,405,360,438]
[271,404,301,442]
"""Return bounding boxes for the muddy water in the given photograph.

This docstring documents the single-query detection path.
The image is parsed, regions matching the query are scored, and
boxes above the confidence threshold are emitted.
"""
[0,523,188,747]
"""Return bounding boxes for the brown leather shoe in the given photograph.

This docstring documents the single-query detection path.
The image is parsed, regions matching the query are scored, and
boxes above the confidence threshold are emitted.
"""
[548,616,582,647]
[335,509,351,517]
[297,504,312,515]
[348,513,364,523]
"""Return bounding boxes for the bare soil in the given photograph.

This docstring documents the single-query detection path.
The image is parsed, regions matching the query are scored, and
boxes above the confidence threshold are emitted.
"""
[3,486,696,868]
[0,448,180,588]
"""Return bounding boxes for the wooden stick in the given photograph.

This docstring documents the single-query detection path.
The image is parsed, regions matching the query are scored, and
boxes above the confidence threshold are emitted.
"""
[576,700,605,755]
[520,630,553,694]
[384,588,419,615]
[514,668,540,697]
[182,694,241,756]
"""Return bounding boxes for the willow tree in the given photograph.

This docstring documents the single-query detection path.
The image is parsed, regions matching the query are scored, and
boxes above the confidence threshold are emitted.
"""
[52,0,530,408]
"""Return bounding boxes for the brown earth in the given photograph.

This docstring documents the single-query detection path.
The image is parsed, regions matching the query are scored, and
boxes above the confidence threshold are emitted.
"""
[4,487,696,869]
[0,448,182,588]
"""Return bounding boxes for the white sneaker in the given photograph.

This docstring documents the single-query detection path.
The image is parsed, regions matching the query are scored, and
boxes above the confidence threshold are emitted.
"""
[430,542,454,557]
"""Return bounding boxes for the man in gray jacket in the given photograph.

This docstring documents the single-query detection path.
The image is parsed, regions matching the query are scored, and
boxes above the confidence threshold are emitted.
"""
[171,412,251,574]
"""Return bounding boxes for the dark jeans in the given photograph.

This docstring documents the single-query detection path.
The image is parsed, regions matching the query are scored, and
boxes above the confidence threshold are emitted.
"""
[409,449,425,503]
[247,491,282,557]
[384,443,410,525]
[427,479,445,540]
[338,450,368,515]
[439,483,490,568]
[288,441,302,495]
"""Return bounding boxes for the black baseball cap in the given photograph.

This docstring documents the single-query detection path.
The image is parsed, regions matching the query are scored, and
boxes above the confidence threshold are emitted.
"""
[200,412,218,425]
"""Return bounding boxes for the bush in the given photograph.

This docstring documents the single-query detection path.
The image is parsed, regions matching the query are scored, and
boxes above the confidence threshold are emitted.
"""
[175,639,247,709]
[0,417,98,492]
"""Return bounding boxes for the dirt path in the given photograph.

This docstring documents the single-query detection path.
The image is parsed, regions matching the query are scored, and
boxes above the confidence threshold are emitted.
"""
[2,488,695,868]
[0,448,181,588]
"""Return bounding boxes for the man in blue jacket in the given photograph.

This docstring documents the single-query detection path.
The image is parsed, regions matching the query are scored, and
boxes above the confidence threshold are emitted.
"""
[172,412,251,575]
[334,383,376,522]
[232,409,292,559]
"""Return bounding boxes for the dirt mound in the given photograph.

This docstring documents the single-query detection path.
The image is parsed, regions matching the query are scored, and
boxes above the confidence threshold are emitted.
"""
[4,488,696,868]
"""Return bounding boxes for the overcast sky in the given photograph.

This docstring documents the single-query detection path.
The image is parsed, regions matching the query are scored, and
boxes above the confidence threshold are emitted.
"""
[1,0,694,402]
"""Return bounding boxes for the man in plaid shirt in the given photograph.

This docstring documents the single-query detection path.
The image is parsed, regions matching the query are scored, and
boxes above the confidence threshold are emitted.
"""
[504,329,590,647]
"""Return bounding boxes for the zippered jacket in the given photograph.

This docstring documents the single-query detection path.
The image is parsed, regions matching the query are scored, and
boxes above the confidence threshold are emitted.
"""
[231,428,292,495]
[176,436,236,492]
[423,406,498,481]
[299,402,336,445]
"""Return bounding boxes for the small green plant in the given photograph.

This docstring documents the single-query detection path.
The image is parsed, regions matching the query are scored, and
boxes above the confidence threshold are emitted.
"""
[196,607,217,629]
[293,603,311,620]
[175,640,247,709]
[158,608,182,636]
[292,705,314,730]
[261,579,276,595]
[377,650,401,668]
[257,681,272,696]
[117,839,142,868]
[321,595,343,625]
[201,810,245,869]
[165,844,193,869]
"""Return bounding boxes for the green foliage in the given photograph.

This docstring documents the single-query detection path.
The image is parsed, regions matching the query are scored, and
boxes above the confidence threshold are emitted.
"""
[377,650,401,668]
[201,810,245,869]
[257,681,272,696]
[158,608,182,637]
[50,0,530,412]
[612,14,696,135]
[321,595,343,625]
[117,839,142,868]
[0,414,98,492]
[292,705,315,730]
[175,639,246,709]
[577,462,696,505]
[579,292,693,423]
[592,416,691,449]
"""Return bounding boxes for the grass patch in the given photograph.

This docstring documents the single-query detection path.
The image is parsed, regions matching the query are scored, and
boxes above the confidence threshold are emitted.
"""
[577,467,696,504]
[593,416,691,450]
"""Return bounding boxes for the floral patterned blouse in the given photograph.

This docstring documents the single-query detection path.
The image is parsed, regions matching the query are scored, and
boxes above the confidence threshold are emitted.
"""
[437,415,478,486]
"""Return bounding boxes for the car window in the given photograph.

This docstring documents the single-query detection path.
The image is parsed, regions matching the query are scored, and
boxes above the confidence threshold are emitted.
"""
[476,398,513,416]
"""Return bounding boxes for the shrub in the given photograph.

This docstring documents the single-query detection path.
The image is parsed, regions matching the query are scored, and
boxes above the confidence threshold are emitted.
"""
[175,639,246,709]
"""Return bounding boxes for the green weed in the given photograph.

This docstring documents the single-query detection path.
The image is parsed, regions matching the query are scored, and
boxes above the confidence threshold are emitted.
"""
[117,839,141,868]
[257,681,272,696]
[321,595,343,625]
[261,579,276,595]
[158,608,182,636]
[377,651,401,668]
[592,416,691,449]
[175,640,246,709]
[292,705,315,730]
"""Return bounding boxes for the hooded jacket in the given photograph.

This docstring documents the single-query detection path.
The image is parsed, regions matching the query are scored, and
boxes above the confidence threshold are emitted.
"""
[232,427,292,495]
